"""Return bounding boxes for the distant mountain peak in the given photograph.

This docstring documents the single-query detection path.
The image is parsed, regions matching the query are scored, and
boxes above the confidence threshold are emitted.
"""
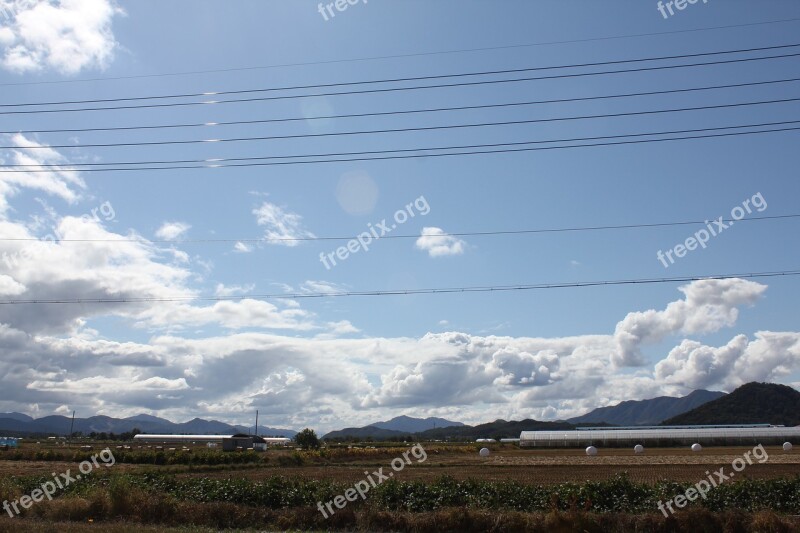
[663,382,800,426]
[373,415,464,433]
[568,389,726,426]
[0,412,34,423]
[124,414,171,424]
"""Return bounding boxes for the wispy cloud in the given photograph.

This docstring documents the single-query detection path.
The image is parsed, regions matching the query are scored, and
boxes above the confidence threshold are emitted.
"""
[253,201,315,247]
[155,222,191,241]
[233,241,253,253]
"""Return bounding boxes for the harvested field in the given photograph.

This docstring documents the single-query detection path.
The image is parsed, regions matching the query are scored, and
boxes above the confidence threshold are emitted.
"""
[168,446,800,484]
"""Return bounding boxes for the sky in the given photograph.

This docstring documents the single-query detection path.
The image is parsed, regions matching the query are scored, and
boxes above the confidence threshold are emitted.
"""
[0,0,798,434]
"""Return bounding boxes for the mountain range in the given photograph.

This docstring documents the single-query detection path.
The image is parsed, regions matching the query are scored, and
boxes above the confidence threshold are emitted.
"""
[323,415,464,440]
[3,382,797,439]
[0,413,297,438]
[567,389,726,426]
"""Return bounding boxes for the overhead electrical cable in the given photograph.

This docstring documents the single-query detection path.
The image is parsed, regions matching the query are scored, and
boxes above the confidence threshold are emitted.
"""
[1,270,798,305]
[2,50,799,116]
[2,42,799,108]
[1,213,797,244]
[1,121,799,173]
[3,97,799,151]
[2,77,799,136]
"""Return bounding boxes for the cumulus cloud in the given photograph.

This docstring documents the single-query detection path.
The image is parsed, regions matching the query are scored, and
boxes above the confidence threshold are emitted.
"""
[415,227,466,257]
[155,222,191,241]
[612,278,765,366]
[0,298,798,432]
[253,201,315,247]
[487,347,559,386]
[0,0,123,74]
[656,332,800,390]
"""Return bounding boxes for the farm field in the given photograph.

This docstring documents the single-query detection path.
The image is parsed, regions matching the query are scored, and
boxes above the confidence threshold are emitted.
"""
[170,445,800,485]
[1,443,799,531]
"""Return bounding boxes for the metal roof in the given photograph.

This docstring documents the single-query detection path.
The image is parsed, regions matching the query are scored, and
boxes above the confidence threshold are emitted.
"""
[520,426,800,443]
[133,434,234,441]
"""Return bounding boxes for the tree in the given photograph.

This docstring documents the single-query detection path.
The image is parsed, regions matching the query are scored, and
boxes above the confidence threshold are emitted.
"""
[295,428,320,450]
[120,428,141,441]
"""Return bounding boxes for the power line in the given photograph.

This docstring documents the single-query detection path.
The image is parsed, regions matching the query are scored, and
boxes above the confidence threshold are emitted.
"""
[5,97,799,151]
[1,270,797,305]
[4,43,798,108]
[5,77,798,136]
[3,17,798,88]
[3,51,799,116]
[2,214,797,244]
[2,120,798,173]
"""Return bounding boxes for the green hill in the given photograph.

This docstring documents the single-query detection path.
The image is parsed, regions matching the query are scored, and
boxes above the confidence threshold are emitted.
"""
[662,382,800,426]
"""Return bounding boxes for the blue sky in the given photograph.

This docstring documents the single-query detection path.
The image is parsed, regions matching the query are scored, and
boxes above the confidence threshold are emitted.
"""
[0,0,798,433]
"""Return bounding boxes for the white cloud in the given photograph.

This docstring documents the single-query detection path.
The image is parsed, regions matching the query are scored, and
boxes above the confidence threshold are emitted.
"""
[253,201,315,247]
[155,222,190,241]
[233,241,252,253]
[0,0,123,74]
[300,280,346,294]
[0,301,798,432]
[415,227,466,257]
[214,283,254,297]
[612,278,765,367]
[322,320,360,336]
[0,134,85,216]
[656,332,800,390]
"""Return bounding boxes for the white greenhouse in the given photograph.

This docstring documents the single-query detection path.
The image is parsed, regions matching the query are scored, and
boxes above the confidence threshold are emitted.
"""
[519,425,800,448]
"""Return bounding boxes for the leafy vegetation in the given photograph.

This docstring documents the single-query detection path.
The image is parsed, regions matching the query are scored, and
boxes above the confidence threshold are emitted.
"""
[2,471,799,531]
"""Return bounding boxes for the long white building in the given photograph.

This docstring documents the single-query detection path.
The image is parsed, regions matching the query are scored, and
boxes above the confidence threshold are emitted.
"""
[520,425,800,448]
[132,434,293,445]
[133,434,231,444]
